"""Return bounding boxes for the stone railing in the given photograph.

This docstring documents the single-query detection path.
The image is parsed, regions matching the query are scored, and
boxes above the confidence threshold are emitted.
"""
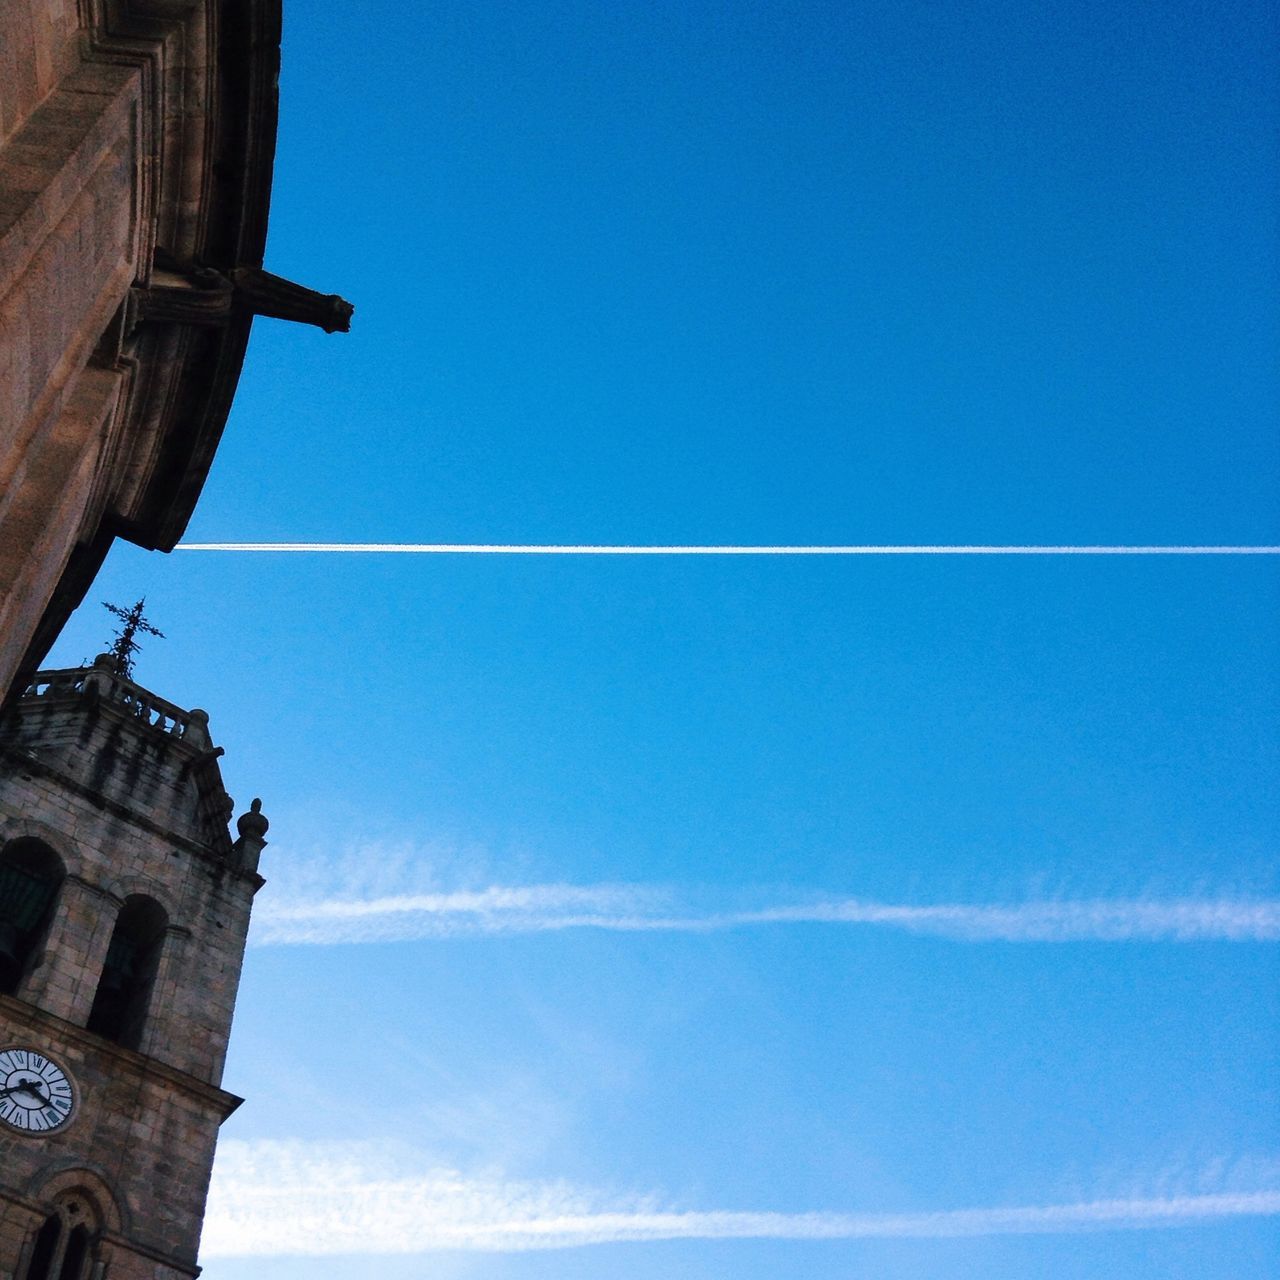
[19,663,212,748]
[21,668,90,700]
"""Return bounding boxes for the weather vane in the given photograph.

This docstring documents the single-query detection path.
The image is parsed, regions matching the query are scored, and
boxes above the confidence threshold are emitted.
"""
[102,598,164,678]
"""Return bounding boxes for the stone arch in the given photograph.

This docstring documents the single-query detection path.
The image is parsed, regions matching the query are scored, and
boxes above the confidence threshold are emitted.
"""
[98,875,180,923]
[25,1165,124,1236]
[17,1165,125,1280]
[0,817,85,879]
[86,893,170,1049]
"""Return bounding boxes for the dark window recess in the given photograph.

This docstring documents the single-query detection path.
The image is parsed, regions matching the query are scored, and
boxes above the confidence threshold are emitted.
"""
[57,1226,89,1280]
[86,896,167,1048]
[24,1215,60,1280]
[22,1203,97,1280]
[0,840,64,996]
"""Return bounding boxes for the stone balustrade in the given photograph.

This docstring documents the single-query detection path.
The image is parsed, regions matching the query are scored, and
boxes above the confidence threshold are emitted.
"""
[19,664,212,749]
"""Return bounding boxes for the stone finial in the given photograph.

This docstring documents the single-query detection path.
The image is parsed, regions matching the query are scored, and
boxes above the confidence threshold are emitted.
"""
[237,797,269,841]
[84,652,118,696]
[184,708,212,750]
[232,797,269,876]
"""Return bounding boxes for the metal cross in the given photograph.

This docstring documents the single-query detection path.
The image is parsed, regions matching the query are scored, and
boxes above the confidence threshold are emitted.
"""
[102,599,165,678]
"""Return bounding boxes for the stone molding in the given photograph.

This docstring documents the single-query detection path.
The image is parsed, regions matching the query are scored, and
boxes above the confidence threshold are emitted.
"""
[0,991,244,1119]
[0,663,263,870]
[0,744,260,881]
[18,1163,125,1235]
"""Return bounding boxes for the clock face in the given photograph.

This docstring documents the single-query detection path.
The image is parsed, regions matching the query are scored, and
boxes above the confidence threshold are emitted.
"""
[0,1047,76,1134]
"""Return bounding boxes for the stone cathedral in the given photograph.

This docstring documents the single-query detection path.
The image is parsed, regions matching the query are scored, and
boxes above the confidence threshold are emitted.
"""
[0,650,266,1279]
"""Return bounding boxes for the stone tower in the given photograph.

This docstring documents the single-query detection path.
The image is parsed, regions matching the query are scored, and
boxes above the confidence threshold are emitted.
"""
[0,657,266,1280]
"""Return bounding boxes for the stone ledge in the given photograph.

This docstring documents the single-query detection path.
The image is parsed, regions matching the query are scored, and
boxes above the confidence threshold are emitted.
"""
[0,991,243,1120]
[0,742,263,886]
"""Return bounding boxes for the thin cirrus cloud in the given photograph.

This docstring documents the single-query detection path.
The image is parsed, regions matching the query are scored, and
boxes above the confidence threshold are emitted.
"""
[248,883,1280,947]
[201,1141,1280,1257]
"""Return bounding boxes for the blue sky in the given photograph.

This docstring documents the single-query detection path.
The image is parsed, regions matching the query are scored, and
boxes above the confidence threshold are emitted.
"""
[46,0,1280,1275]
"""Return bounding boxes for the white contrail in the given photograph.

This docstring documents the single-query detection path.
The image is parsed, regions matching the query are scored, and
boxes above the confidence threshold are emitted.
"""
[178,542,1280,555]
[250,888,1280,946]
[201,1141,1280,1256]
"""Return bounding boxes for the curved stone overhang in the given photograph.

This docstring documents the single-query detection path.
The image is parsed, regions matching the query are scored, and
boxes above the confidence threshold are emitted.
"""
[106,0,283,551]
[1,0,288,700]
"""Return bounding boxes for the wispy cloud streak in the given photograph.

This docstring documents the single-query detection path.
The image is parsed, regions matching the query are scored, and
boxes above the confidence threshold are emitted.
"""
[202,1142,1280,1256]
[250,886,1280,946]
[179,543,1280,555]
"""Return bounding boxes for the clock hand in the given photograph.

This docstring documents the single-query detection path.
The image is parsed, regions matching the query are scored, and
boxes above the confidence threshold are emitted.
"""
[0,1078,46,1100]
[14,1079,51,1105]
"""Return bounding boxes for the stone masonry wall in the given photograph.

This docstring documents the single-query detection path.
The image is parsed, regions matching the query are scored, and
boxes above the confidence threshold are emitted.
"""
[0,676,259,1274]
[0,0,286,705]
[0,693,260,1085]
[0,50,144,694]
[0,0,83,148]
[0,993,238,1276]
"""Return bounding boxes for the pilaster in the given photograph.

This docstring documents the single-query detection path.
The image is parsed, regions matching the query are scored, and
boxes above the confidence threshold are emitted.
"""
[16,876,117,1025]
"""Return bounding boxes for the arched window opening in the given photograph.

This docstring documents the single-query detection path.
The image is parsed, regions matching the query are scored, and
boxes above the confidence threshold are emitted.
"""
[24,1215,59,1280]
[86,895,167,1048]
[21,1195,98,1280]
[0,839,65,996]
[57,1226,89,1280]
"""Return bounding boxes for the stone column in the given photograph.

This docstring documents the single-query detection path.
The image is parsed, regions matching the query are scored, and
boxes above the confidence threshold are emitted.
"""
[0,1197,41,1280]
[134,925,191,1062]
[18,876,117,1025]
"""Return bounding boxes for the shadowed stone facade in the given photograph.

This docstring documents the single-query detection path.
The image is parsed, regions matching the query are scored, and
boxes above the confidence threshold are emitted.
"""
[0,0,351,704]
[0,6,345,1272]
[0,659,265,1278]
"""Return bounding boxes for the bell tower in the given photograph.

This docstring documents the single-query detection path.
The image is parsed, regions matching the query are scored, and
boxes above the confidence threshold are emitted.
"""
[0,653,266,1279]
